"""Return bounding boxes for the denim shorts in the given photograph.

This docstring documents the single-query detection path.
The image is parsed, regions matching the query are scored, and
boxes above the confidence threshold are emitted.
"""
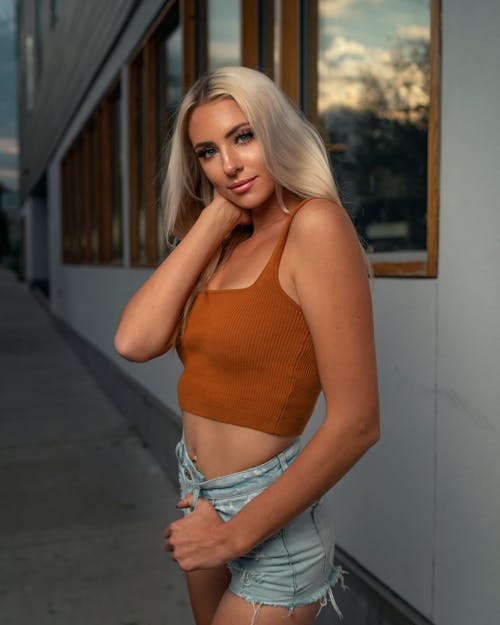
[175,436,347,620]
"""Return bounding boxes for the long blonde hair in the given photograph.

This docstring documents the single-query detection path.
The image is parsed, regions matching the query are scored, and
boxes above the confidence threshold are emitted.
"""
[161,66,343,340]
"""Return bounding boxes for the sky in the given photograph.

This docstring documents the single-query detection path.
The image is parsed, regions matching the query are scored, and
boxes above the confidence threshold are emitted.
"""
[318,0,430,115]
[0,0,18,191]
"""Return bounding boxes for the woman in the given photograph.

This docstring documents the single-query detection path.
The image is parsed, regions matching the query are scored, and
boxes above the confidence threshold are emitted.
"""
[114,66,379,625]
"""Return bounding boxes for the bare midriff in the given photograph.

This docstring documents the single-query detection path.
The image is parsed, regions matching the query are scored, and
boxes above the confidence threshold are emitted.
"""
[182,410,298,480]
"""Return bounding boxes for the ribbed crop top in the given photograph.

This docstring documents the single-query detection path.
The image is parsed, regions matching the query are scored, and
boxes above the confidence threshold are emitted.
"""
[176,197,321,436]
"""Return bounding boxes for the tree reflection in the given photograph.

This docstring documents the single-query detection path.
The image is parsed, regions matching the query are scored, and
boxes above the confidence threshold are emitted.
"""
[321,36,430,252]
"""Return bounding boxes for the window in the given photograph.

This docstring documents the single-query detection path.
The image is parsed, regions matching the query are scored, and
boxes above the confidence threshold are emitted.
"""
[271,0,440,277]
[313,0,440,276]
[61,81,123,265]
[156,23,182,259]
[128,2,181,266]
[60,0,437,277]
[207,0,241,69]
[240,0,276,77]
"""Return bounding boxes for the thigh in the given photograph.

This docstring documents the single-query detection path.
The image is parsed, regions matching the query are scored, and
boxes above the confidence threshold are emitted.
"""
[212,591,320,625]
[186,566,231,625]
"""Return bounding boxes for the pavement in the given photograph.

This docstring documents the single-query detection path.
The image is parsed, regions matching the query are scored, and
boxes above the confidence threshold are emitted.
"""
[0,268,195,625]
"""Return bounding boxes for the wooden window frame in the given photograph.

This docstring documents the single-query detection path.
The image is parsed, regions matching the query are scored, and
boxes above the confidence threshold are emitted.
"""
[275,0,441,278]
[60,77,123,266]
[241,0,275,77]
[128,0,180,267]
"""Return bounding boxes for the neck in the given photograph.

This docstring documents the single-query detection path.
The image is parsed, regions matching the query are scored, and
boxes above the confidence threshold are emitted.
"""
[251,189,299,235]
[251,215,288,236]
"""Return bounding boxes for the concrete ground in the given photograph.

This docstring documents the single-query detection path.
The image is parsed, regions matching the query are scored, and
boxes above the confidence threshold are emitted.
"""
[0,268,195,625]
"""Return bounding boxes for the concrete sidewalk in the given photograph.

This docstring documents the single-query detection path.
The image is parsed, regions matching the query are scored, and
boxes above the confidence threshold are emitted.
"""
[0,268,194,625]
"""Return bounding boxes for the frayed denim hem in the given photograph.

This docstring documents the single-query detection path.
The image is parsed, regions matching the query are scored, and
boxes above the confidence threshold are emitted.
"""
[231,564,349,625]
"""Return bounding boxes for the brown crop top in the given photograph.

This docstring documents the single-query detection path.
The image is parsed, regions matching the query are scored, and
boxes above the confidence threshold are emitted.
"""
[176,197,321,436]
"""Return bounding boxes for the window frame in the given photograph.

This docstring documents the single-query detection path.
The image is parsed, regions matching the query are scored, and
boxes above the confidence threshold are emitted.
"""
[60,77,123,266]
[277,0,441,278]
[128,0,180,267]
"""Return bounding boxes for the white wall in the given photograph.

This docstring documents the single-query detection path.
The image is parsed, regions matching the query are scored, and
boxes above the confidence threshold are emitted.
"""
[46,1,500,624]
[323,3,500,623]
[318,280,438,616]
[434,1,500,623]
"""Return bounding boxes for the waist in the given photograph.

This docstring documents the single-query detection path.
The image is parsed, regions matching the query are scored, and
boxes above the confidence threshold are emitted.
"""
[182,410,299,479]
[176,434,301,496]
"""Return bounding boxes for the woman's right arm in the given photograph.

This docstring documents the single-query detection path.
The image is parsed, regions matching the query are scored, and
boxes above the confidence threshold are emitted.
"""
[114,198,248,362]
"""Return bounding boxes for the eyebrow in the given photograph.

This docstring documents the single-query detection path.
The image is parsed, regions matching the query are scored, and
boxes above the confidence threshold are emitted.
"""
[193,122,249,150]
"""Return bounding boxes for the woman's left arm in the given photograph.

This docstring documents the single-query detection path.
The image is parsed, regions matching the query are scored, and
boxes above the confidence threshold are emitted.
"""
[165,199,380,570]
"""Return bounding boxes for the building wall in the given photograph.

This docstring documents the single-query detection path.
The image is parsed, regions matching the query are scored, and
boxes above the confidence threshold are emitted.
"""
[434,1,500,622]
[20,195,48,284]
[38,1,500,624]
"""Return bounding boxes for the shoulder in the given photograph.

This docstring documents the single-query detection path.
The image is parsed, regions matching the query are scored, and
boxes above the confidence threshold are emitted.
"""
[288,197,362,260]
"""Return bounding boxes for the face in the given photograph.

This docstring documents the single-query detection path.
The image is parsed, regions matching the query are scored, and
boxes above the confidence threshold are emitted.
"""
[187,98,277,211]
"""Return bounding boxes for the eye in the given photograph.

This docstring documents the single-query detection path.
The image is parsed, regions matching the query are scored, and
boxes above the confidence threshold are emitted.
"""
[195,146,217,160]
[235,130,254,145]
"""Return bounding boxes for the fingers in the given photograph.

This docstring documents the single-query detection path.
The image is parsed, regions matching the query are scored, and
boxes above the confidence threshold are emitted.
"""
[176,493,194,509]
[238,209,252,226]
[163,524,174,554]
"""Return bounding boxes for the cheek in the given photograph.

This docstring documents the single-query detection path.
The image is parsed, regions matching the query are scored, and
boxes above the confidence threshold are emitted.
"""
[198,163,217,186]
[247,148,271,177]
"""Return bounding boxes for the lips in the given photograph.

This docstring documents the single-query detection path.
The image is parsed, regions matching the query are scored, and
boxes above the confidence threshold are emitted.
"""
[228,177,257,194]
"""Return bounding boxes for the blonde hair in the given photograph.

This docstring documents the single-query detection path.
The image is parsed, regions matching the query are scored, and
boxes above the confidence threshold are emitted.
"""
[161,66,343,339]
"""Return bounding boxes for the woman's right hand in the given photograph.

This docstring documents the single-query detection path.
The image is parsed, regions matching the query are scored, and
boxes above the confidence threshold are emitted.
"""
[204,190,252,233]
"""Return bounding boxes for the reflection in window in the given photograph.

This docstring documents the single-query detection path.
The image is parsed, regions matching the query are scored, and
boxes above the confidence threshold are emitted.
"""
[208,0,241,68]
[318,0,430,256]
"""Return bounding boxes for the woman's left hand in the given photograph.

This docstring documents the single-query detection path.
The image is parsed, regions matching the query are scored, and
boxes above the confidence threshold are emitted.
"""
[163,494,231,571]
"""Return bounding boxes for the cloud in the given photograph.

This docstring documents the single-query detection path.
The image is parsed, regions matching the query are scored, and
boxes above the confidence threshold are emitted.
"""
[318,34,429,114]
[0,137,18,155]
[397,24,430,40]
[318,0,355,19]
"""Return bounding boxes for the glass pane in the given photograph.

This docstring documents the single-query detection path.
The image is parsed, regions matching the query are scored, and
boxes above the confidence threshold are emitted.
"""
[62,160,70,261]
[208,0,241,69]
[318,0,430,255]
[167,26,182,117]
[135,58,147,263]
[89,121,98,261]
[156,23,182,263]
[110,88,123,261]
[71,151,79,261]
[78,139,86,260]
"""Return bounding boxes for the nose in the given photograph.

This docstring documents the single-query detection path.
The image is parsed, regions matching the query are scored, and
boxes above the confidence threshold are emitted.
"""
[221,147,242,177]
